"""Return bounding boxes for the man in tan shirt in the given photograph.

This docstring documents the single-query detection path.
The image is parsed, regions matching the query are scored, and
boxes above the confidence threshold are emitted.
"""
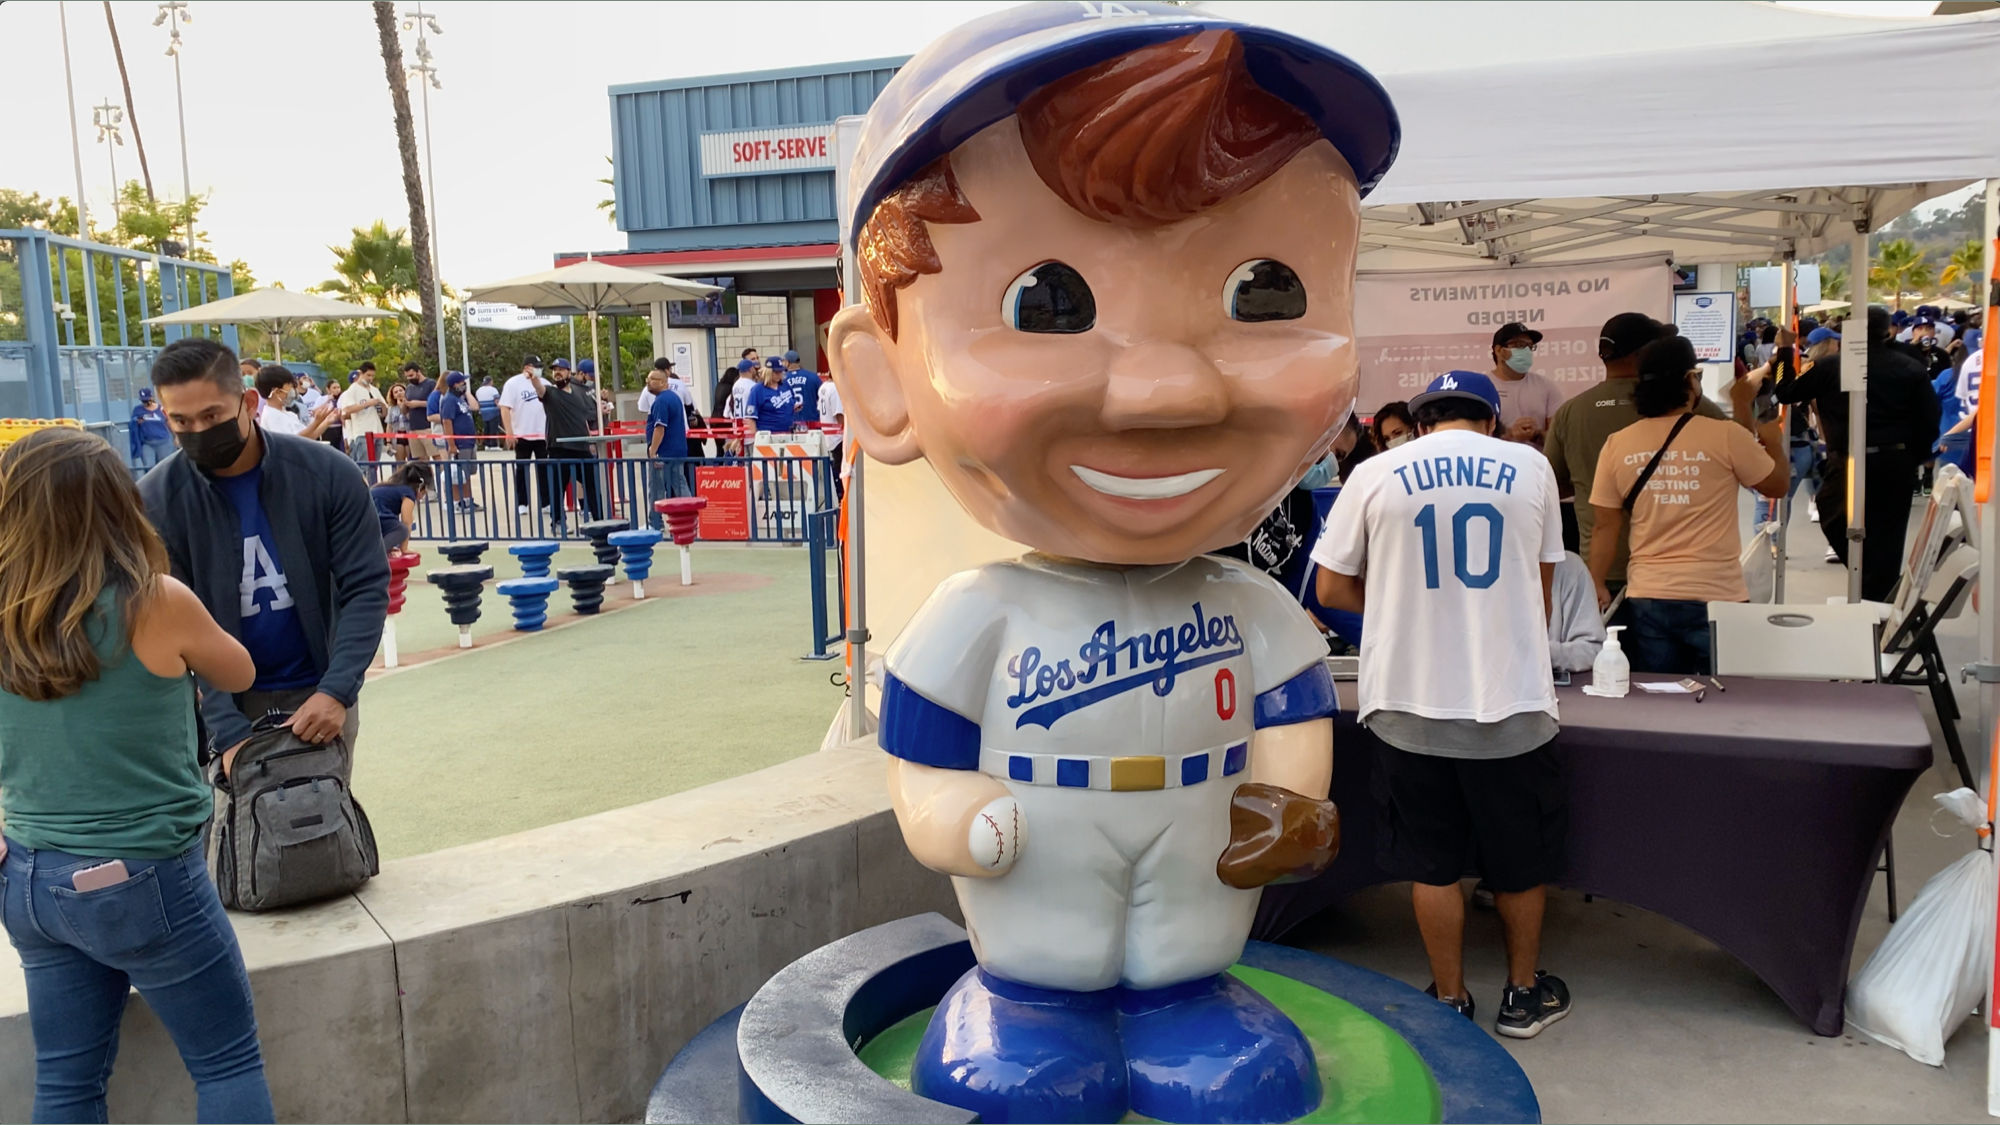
[1588,335,1788,674]
[1546,313,1727,591]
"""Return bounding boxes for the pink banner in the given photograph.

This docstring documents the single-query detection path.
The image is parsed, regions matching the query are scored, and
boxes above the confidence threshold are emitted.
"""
[1354,259,1673,414]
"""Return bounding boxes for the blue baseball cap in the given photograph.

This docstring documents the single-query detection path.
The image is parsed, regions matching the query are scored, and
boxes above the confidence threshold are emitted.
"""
[1891,310,1911,326]
[845,2,1400,251]
[577,358,596,375]
[445,370,467,387]
[551,356,571,370]
[784,350,800,363]
[1408,371,1502,415]
[1805,326,1841,346]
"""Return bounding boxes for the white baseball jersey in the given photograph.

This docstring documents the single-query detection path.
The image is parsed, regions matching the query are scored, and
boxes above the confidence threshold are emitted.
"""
[498,373,546,437]
[1310,427,1563,725]
[880,553,1335,991]
[817,380,843,430]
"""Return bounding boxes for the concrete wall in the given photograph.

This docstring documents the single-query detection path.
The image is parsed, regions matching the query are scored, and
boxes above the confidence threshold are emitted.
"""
[714,295,794,372]
[0,745,956,1124]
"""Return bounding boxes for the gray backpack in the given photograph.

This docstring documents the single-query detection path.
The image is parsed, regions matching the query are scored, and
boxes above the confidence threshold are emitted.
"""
[207,709,379,911]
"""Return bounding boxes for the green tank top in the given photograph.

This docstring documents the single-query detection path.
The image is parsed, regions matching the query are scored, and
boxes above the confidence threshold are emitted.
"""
[0,589,207,858]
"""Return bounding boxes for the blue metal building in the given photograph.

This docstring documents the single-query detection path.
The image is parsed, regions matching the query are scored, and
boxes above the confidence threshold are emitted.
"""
[583,59,907,393]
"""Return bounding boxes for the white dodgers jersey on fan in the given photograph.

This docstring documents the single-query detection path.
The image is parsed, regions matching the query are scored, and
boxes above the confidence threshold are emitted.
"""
[1310,428,1564,725]
[879,554,1334,785]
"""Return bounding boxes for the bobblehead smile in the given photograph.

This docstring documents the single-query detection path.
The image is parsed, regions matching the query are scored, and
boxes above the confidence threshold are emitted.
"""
[1069,465,1224,501]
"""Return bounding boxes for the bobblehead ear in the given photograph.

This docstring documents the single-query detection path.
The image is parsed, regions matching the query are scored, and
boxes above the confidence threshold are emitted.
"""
[828,304,921,465]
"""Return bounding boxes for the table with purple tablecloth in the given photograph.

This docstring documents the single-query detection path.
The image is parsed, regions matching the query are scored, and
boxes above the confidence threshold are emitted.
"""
[1254,674,1933,1036]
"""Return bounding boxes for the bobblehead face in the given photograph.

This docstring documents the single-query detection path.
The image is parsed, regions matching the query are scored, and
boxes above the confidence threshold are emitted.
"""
[832,117,1362,566]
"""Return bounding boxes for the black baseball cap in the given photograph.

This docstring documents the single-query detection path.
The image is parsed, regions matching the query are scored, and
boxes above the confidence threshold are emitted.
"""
[523,354,544,368]
[653,356,675,370]
[1599,313,1670,362]
[1491,321,1543,348]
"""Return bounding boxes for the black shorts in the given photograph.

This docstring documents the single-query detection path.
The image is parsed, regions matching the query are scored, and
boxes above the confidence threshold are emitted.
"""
[1371,744,1567,894]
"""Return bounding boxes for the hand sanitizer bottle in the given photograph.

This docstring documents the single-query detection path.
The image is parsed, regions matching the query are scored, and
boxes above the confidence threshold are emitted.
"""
[1593,625,1630,698]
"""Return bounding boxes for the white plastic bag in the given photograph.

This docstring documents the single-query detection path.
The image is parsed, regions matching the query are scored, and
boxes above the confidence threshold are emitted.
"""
[1846,788,1995,1066]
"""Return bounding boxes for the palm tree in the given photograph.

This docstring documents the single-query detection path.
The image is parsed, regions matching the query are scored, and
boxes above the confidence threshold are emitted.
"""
[1817,265,1848,304]
[597,156,616,225]
[101,2,155,202]
[1940,239,1984,301]
[1868,239,1934,310]
[371,1,440,370]
[319,221,420,309]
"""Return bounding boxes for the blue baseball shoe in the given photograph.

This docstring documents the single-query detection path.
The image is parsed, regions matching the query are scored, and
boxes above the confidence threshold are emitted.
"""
[911,967,1128,1123]
[1117,973,1321,1124]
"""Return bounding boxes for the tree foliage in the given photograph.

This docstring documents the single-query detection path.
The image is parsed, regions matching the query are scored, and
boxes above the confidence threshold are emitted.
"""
[1868,238,1935,309]
[1940,239,1985,299]
[319,221,420,309]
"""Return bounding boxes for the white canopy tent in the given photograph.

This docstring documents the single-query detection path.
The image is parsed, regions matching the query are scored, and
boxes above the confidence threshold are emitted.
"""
[1212,1,2000,271]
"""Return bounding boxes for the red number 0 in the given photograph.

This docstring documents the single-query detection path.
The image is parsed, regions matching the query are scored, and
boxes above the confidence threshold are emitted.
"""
[1214,668,1237,720]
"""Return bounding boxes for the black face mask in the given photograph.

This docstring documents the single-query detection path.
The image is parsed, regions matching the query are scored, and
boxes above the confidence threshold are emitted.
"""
[177,406,250,472]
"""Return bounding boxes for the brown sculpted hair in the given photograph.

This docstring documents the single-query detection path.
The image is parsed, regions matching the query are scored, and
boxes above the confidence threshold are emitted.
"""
[856,30,1322,339]
[0,428,169,701]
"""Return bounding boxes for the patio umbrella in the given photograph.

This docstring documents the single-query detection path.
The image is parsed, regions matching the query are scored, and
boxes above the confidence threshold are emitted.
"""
[1801,300,1850,316]
[462,261,718,392]
[1929,296,1978,312]
[143,287,396,363]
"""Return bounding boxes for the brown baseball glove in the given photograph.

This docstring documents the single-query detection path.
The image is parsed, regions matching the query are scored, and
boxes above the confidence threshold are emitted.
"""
[1215,781,1340,890]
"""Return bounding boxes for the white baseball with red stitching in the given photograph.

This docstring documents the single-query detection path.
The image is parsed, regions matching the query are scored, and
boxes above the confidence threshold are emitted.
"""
[967,795,1022,874]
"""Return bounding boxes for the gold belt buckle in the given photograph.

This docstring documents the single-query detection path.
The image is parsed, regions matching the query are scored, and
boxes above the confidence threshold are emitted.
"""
[1108,755,1166,791]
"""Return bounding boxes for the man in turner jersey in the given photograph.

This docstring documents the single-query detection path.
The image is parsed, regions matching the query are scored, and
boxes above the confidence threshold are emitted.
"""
[1312,370,1574,1040]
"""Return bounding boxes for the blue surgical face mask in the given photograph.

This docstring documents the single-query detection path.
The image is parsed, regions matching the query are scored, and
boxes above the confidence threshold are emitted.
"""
[1505,347,1535,374]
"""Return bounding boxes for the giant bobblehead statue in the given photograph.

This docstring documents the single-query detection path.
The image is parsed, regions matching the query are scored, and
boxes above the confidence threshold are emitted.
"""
[828,5,1400,1122]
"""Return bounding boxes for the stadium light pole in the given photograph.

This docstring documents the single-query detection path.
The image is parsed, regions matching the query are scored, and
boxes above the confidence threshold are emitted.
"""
[93,100,126,224]
[58,2,104,347]
[402,2,451,374]
[153,1,195,257]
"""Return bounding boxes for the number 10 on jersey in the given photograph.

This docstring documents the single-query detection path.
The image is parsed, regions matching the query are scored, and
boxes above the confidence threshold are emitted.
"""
[1413,502,1504,590]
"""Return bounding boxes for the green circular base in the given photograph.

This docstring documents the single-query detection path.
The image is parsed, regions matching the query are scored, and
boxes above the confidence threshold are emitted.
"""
[857,965,1443,1124]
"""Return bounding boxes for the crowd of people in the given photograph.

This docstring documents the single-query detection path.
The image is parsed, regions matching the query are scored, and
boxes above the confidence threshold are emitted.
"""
[1296,303,1984,678]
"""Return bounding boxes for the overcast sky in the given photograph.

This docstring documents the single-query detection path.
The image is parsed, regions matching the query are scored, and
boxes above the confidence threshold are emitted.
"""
[5,0,1958,292]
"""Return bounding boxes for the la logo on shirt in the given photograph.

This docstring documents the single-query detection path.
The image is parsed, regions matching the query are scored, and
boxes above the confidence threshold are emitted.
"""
[240,537,294,617]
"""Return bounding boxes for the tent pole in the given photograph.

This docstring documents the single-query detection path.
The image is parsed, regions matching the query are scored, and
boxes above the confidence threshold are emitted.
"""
[1845,229,1868,604]
[1775,258,1795,602]
[1976,173,1999,1121]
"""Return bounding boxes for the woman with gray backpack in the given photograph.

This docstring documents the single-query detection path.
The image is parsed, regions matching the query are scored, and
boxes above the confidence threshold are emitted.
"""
[0,428,275,1122]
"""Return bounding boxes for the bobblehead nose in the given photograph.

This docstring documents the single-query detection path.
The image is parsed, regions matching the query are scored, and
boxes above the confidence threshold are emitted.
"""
[1099,342,1228,431]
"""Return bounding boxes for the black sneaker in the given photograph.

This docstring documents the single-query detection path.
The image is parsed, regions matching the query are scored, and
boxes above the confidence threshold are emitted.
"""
[1495,971,1571,1039]
[1424,983,1474,1021]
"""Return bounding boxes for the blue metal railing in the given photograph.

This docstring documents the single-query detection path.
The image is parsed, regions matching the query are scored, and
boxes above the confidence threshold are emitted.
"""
[339,449,837,545]
[1,228,235,446]
[803,506,845,660]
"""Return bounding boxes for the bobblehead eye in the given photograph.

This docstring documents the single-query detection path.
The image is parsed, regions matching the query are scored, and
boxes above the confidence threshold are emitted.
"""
[1002,261,1096,334]
[1223,259,1307,322]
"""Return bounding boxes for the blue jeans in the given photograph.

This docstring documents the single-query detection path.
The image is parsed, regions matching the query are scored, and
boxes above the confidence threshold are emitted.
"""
[0,839,273,1124]
[1757,442,1818,524]
[645,461,693,528]
[133,440,173,471]
[1624,597,1713,675]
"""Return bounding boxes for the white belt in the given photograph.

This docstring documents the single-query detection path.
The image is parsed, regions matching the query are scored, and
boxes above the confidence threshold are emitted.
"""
[980,741,1248,791]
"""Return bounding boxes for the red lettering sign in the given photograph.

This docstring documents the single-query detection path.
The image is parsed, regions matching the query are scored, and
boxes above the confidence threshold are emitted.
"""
[695,465,752,540]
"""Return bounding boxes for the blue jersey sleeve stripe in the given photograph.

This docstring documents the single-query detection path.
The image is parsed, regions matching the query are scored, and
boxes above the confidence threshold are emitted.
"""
[879,674,981,770]
[1253,662,1339,729]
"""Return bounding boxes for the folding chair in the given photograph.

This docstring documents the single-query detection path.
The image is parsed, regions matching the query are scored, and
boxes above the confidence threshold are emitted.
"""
[1881,546,1979,791]
[1708,600,1903,918]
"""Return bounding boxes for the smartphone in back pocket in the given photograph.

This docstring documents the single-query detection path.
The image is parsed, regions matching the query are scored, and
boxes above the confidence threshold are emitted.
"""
[72,860,130,892]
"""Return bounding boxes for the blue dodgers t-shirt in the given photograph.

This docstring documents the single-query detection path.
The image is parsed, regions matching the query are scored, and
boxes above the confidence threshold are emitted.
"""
[782,368,819,424]
[371,484,416,535]
[647,392,689,459]
[747,383,797,433]
[213,467,318,691]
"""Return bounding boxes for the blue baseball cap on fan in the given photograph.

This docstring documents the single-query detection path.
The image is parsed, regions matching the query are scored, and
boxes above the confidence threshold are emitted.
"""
[844,1,1401,251]
[1805,326,1841,346]
[1408,370,1502,415]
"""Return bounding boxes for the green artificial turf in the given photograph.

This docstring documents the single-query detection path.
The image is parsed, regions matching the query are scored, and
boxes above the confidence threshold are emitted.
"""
[353,542,846,859]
